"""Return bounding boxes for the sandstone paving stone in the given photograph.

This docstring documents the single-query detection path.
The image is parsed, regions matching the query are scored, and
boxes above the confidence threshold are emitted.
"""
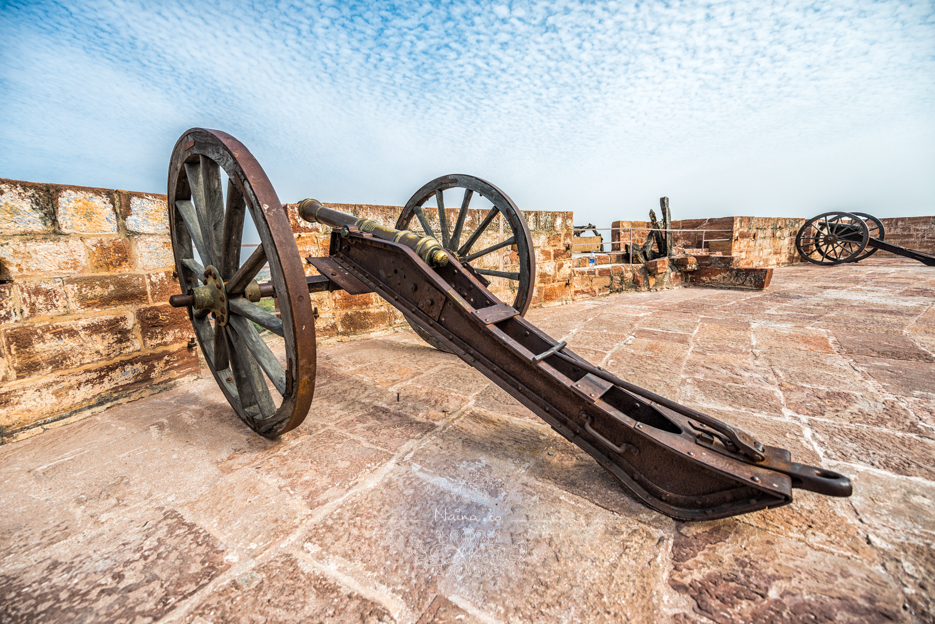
[336,405,437,453]
[405,363,492,398]
[604,353,684,398]
[830,464,935,623]
[852,356,935,397]
[186,553,396,623]
[760,347,871,392]
[467,382,540,423]
[753,325,834,353]
[0,507,231,624]
[178,471,311,559]
[667,521,906,624]
[805,418,935,481]
[834,331,935,362]
[253,428,394,510]
[780,383,933,437]
[679,379,785,417]
[616,335,692,360]
[682,352,775,388]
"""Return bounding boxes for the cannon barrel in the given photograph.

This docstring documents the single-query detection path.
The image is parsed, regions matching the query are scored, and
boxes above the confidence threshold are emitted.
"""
[298,198,450,268]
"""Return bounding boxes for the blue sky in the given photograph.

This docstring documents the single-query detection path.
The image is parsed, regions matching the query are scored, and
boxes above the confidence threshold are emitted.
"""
[1,0,933,227]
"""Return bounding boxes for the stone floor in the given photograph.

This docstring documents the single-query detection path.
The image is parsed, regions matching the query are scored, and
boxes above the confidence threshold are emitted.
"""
[1,258,933,624]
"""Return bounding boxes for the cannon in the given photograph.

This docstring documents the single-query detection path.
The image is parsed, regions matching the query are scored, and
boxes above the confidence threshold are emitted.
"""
[796,211,935,266]
[166,128,852,521]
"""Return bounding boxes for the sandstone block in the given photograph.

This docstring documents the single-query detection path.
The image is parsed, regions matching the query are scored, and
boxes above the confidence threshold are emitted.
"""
[65,274,148,311]
[0,237,87,278]
[0,283,19,325]
[18,279,69,319]
[132,235,174,270]
[284,203,321,234]
[85,237,132,272]
[644,257,669,275]
[122,193,169,234]
[543,283,568,303]
[332,291,376,310]
[689,267,773,290]
[671,255,698,271]
[4,313,140,378]
[0,346,197,436]
[56,188,117,234]
[146,270,179,304]
[137,304,192,348]
[337,309,389,334]
[0,180,54,235]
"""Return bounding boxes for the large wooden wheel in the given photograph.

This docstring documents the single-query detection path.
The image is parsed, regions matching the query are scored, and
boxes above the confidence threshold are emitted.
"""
[168,129,315,437]
[849,212,884,262]
[795,211,869,266]
[395,174,536,349]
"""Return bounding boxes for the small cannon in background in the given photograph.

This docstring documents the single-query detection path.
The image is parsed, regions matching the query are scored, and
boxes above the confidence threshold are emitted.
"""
[796,211,935,266]
[166,128,851,521]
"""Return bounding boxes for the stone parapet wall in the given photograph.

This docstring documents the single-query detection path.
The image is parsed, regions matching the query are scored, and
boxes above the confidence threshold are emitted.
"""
[0,178,199,442]
[727,216,806,268]
[285,202,574,338]
[878,216,935,257]
[0,178,574,441]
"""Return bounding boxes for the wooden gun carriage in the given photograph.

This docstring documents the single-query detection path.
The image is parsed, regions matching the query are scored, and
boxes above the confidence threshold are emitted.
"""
[166,128,852,521]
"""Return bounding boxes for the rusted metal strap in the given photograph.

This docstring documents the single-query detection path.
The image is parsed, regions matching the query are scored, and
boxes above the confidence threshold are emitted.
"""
[532,340,567,363]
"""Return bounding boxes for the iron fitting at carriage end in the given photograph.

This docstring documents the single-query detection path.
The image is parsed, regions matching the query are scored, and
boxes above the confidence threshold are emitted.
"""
[298,198,450,267]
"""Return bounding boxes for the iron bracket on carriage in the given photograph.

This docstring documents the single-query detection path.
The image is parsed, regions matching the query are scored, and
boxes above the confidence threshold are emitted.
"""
[166,128,852,522]
[795,211,935,266]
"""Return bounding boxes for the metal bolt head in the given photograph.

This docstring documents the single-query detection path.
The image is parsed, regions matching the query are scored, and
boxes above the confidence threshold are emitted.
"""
[751,476,761,483]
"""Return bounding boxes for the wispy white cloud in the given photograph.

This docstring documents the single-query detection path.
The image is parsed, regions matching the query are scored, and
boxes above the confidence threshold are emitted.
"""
[0,0,933,225]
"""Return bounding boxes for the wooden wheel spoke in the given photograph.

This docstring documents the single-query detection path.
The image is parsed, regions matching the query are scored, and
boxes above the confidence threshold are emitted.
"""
[182,258,205,281]
[226,327,276,419]
[229,298,284,336]
[474,268,520,280]
[184,160,222,266]
[450,189,473,251]
[228,315,287,396]
[413,206,436,240]
[461,236,515,263]
[214,323,230,371]
[227,245,267,296]
[220,178,247,280]
[457,206,500,257]
[176,200,210,263]
[435,190,450,248]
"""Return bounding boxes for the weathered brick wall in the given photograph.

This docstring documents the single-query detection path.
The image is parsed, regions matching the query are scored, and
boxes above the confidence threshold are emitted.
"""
[0,179,199,443]
[877,216,935,257]
[285,202,575,337]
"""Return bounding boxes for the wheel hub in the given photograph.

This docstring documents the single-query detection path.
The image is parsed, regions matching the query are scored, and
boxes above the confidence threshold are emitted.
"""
[191,265,230,326]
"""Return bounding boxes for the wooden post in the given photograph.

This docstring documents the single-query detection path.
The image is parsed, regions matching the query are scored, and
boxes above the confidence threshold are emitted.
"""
[660,197,673,257]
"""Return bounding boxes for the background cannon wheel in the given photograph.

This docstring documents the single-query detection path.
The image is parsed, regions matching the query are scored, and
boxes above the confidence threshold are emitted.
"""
[168,128,315,437]
[795,211,869,266]
[848,212,884,262]
[395,174,536,350]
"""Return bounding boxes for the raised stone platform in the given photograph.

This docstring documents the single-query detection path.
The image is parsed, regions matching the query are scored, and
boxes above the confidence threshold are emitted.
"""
[1,258,933,623]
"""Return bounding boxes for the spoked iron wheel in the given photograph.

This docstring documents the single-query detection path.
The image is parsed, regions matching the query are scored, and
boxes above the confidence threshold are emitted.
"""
[168,129,315,437]
[795,211,869,265]
[848,212,885,262]
[396,174,536,349]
